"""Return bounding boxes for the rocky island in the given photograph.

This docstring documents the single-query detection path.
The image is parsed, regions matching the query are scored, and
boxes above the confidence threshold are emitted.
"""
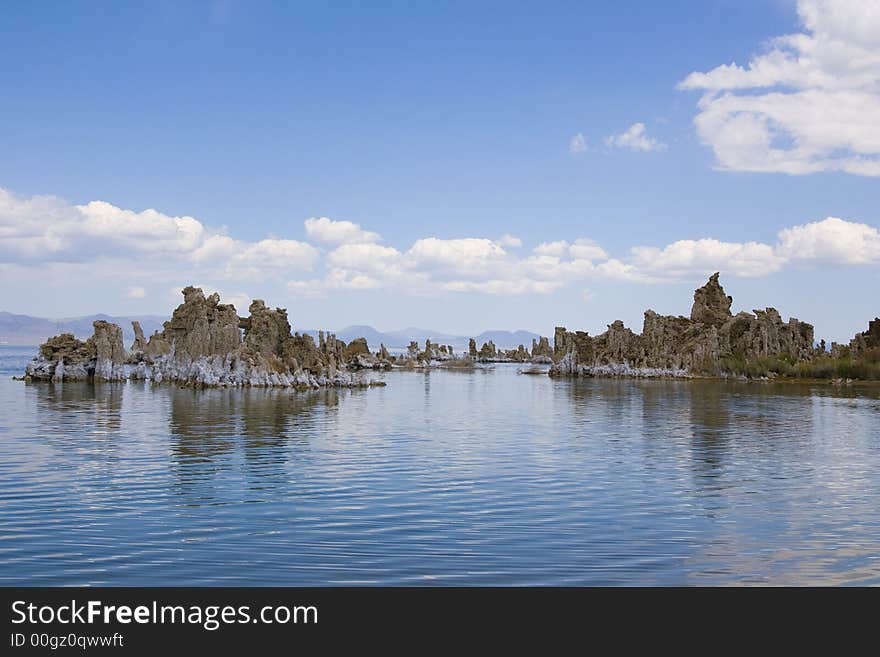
[24,286,388,388]
[551,273,879,381]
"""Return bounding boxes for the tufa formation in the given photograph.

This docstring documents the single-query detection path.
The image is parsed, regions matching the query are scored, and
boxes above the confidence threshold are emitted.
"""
[550,273,818,377]
[25,286,387,388]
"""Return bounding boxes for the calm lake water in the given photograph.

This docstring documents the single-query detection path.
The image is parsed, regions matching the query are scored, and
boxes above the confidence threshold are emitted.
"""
[1,344,879,585]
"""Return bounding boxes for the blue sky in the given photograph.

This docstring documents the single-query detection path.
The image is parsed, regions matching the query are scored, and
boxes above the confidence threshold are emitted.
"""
[1,0,878,342]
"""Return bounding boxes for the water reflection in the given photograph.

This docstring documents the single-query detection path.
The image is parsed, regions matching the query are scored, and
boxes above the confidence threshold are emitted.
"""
[167,386,342,504]
[31,381,124,435]
[1,364,879,586]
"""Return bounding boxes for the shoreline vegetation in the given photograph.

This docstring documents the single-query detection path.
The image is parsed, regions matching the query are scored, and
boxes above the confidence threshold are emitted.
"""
[17,274,880,387]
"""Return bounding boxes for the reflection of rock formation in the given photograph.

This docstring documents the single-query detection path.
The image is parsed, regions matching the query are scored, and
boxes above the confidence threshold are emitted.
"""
[686,382,733,476]
[35,381,124,435]
[551,273,817,377]
[164,373,342,438]
[167,386,341,502]
[25,287,386,389]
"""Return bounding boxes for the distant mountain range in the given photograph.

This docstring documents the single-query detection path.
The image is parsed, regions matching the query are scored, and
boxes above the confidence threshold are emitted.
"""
[0,312,543,351]
[0,312,166,347]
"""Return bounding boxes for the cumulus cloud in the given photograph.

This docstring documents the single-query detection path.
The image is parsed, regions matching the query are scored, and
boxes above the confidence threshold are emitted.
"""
[304,216,380,244]
[776,216,880,264]
[285,233,621,297]
[0,188,317,282]
[533,239,608,261]
[629,239,785,278]
[0,188,206,261]
[1,186,878,303]
[679,0,880,176]
[286,279,326,298]
[405,237,510,279]
[497,234,522,248]
[324,269,383,290]
[624,216,880,280]
[569,133,588,153]
[533,240,569,257]
[78,201,206,253]
[569,238,608,261]
[593,258,649,282]
[605,123,667,152]
[326,243,402,274]
[317,216,876,294]
[439,279,563,295]
[227,239,319,280]
[191,234,239,263]
[316,234,643,294]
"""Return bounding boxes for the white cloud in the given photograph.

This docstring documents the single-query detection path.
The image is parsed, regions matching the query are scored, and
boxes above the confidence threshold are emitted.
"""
[605,123,667,152]
[405,237,509,279]
[321,216,872,292]
[497,234,522,248]
[593,258,651,282]
[0,188,317,283]
[77,201,206,253]
[286,279,326,299]
[629,238,785,278]
[191,234,238,263]
[569,133,587,153]
[228,239,319,280]
[284,233,618,297]
[0,188,207,262]
[304,216,380,244]
[533,240,569,257]
[533,239,608,261]
[2,187,878,304]
[777,216,880,264]
[326,242,402,274]
[679,0,880,176]
[521,254,567,278]
[569,238,608,261]
[325,269,383,290]
[624,216,880,280]
[439,279,563,295]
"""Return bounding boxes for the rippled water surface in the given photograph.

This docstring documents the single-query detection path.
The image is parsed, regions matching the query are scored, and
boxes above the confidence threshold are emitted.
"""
[2,345,880,585]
